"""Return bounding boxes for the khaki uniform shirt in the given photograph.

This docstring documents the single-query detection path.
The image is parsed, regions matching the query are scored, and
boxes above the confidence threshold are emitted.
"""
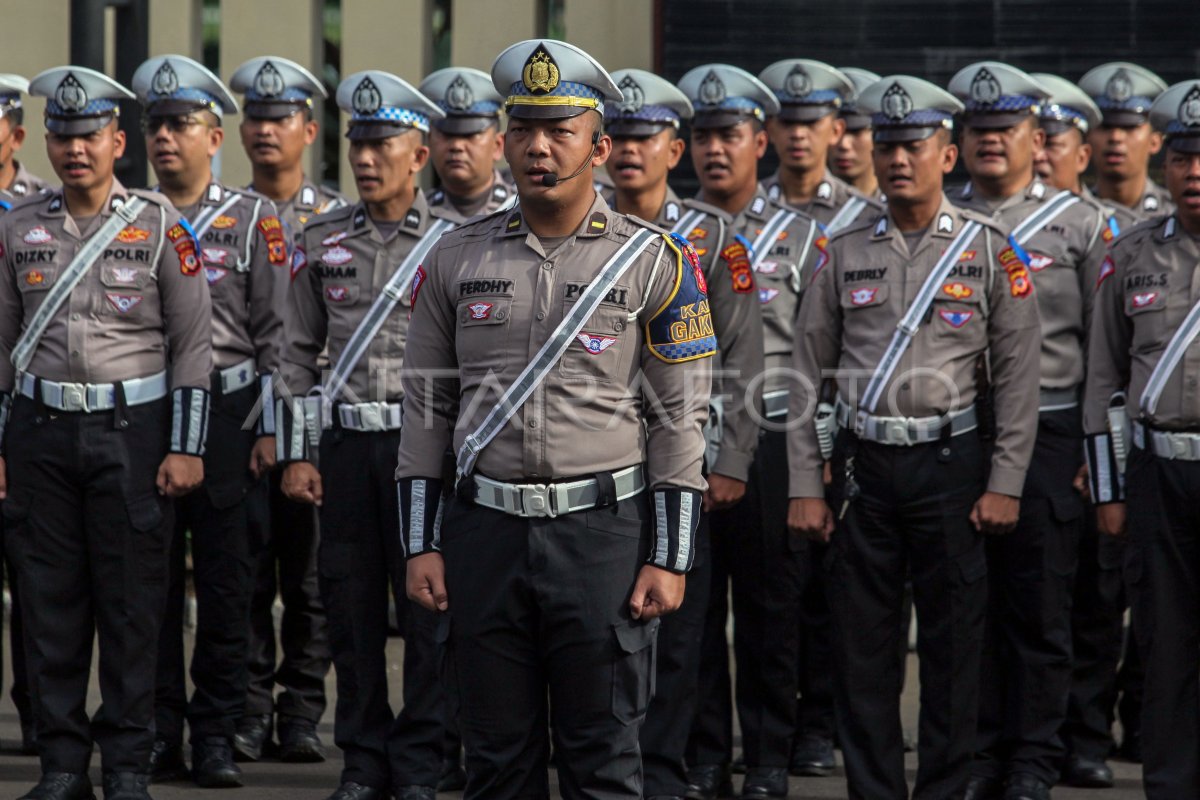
[396,192,713,490]
[1085,214,1200,436]
[249,177,349,244]
[176,183,289,374]
[0,179,212,392]
[281,191,453,408]
[0,161,49,205]
[788,197,1042,499]
[955,179,1109,391]
[1092,177,1175,233]
[727,187,825,394]
[427,169,515,221]
[762,170,883,230]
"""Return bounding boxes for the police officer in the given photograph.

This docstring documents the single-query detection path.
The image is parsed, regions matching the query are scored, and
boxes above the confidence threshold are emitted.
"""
[1083,79,1200,800]
[131,54,289,788]
[788,75,1042,800]
[948,62,1109,800]
[676,63,823,799]
[1074,59,1170,769]
[227,53,340,766]
[830,67,883,201]
[1080,63,1173,230]
[1032,74,1103,197]
[758,59,882,233]
[399,39,712,800]
[0,72,42,758]
[0,65,212,800]
[605,67,763,800]
[0,75,48,206]
[278,70,451,800]
[419,67,514,219]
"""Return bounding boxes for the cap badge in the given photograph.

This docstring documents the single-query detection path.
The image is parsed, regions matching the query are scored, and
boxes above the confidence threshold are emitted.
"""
[55,72,88,113]
[1106,68,1134,103]
[1179,84,1200,128]
[445,75,473,111]
[151,61,179,97]
[784,65,812,99]
[617,75,644,114]
[352,76,381,115]
[881,82,913,121]
[522,45,560,95]
[254,61,285,98]
[969,67,1001,105]
[698,70,726,107]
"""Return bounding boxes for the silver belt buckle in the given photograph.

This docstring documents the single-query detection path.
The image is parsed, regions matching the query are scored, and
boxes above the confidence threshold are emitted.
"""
[1171,435,1189,460]
[520,483,555,518]
[358,403,382,431]
[885,419,910,446]
[59,382,87,412]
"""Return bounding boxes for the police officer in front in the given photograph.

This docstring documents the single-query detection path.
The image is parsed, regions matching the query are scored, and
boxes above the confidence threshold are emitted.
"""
[0,74,48,206]
[399,39,712,800]
[676,64,824,798]
[830,67,883,201]
[758,59,881,234]
[227,54,340,766]
[130,55,289,789]
[418,66,514,219]
[788,76,1042,800]
[0,66,213,800]
[278,70,453,800]
[605,67,763,800]
[1080,63,1174,230]
[1084,79,1200,800]
[948,62,1109,800]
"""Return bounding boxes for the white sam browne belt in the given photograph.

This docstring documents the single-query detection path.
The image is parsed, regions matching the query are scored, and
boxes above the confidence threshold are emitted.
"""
[1132,420,1200,461]
[17,370,168,412]
[469,464,646,518]
[836,399,978,447]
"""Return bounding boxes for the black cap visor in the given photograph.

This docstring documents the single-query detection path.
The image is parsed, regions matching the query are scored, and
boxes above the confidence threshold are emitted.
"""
[434,114,500,135]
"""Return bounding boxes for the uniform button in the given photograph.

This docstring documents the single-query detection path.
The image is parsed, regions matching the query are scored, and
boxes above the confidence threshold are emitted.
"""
[529,418,538,428]
[614,320,625,332]
[536,311,546,321]
[71,313,81,321]
[71,350,80,357]
[496,310,507,321]
[542,262,552,270]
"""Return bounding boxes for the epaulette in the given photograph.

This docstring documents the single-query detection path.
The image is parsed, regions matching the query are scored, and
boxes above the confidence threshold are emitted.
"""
[437,204,513,245]
[852,189,886,212]
[125,187,174,210]
[624,214,668,235]
[299,201,357,238]
[1122,213,1177,248]
[959,206,1010,236]
[828,214,876,244]
[682,197,733,224]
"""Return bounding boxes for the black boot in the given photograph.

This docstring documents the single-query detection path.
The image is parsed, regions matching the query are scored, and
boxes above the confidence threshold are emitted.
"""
[232,713,272,762]
[277,716,325,763]
[101,773,153,800]
[324,784,386,800]
[17,773,95,800]
[191,736,243,788]
[148,739,188,784]
[685,763,734,800]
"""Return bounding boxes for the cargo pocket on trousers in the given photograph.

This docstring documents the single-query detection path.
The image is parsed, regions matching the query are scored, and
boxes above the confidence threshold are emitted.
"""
[611,618,659,725]
[127,494,167,584]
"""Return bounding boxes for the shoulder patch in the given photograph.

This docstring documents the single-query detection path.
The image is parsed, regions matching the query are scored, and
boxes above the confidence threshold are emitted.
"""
[813,234,829,274]
[256,215,288,265]
[1096,254,1115,289]
[646,233,717,363]
[720,237,755,293]
[167,219,201,276]
[998,245,1032,298]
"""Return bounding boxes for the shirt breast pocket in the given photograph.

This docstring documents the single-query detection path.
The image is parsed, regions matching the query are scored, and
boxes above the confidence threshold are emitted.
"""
[97,263,153,320]
[1125,287,1168,354]
[928,284,984,343]
[16,264,58,296]
[560,302,631,384]
[456,296,512,372]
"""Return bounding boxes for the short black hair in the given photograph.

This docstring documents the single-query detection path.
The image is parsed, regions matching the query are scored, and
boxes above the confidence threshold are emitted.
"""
[6,106,23,127]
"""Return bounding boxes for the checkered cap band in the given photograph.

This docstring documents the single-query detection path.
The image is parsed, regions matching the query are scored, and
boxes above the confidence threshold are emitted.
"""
[245,86,311,103]
[701,96,765,118]
[147,86,221,110]
[351,105,430,132]
[965,94,1041,112]
[777,88,842,105]
[46,97,119,116]
[1040,104,1089,129]
[507,80,603,104]
[436,98,501,116]
[871,109,954,128]
[1095,94,1156,112]
[1165,120,1200,134]
[604,102,681,123]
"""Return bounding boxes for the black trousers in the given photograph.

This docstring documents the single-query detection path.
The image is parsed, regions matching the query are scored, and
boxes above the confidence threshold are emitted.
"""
[3,395,171,774]
[156,382,265,744]
[440,494,658,800]
[243,473,330,723]
[687,498,735,769]
[828,430,987,800]
[2,513,34,734]
[318,427,440,790]
[1125,444,1200,799]
[973,408,1082,784]
[642,510,712,796]
[1063,515,1142,760]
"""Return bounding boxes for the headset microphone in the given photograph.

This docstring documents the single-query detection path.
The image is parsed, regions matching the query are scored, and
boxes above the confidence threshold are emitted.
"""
[539,129,602,187]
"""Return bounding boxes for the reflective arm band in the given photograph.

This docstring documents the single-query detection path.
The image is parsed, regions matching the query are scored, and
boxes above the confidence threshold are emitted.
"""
[399,477,445,559]
[649,488,702,574]
[256,374,275,436]
[1085,432,1124,504]
[170,387,209,456]
[276,397,309,463]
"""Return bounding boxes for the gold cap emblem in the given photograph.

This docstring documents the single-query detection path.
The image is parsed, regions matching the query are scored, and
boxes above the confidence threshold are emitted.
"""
[522,45,560,95]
